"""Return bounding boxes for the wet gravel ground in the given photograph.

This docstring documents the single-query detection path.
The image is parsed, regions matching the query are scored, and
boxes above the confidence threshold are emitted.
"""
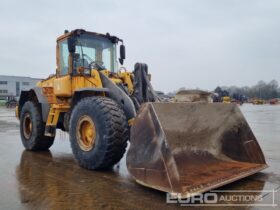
[0,104,279,210]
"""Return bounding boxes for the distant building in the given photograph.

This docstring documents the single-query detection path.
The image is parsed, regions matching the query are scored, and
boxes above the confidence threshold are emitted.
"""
[0,75,41,100]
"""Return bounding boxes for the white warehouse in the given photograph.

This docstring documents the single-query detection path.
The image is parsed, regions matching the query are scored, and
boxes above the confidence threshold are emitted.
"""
[0,75,41,100]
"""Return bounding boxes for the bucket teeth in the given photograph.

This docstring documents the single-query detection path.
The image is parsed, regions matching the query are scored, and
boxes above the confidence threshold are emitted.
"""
[127,102,267,198]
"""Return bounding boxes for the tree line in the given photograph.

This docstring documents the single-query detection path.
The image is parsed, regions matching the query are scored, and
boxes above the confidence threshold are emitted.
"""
[166,79,280,100]
[219,80,280,100]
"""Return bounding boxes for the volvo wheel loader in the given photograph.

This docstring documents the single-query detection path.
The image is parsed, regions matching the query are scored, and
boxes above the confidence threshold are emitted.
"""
[16,29,267,198]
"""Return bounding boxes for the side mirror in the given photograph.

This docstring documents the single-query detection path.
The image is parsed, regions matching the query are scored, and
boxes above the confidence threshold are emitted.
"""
[67,36,76,53]
[119,44,125,65]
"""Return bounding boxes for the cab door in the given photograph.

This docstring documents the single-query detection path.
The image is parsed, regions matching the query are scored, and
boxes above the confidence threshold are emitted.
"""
[53,39,72,97]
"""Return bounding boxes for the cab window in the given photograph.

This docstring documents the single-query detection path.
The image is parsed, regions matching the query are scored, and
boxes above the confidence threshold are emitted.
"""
[59,40,69,76]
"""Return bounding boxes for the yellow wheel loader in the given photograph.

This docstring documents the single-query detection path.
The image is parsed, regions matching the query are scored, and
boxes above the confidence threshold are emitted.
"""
[16,29,267,198]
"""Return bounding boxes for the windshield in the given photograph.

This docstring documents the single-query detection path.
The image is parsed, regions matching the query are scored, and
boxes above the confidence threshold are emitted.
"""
[74,34,117,72]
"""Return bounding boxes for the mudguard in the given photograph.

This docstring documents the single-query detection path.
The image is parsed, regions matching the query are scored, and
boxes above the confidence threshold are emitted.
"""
[18,87,50,122]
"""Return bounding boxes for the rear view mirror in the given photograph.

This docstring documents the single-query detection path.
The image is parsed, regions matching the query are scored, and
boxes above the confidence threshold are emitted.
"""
[67,36,76,53]
[120,44,126,59]
[119,44,125,65]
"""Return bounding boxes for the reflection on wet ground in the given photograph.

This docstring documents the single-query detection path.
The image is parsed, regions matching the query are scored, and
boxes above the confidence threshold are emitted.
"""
[0,104,279,209]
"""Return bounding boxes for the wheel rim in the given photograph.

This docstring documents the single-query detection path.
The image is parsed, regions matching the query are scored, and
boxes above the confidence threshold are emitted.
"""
[23,113,32,139]
[76,115,96,151]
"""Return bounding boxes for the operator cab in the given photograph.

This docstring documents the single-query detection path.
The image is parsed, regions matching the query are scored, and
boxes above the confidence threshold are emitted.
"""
[56,29,125,77]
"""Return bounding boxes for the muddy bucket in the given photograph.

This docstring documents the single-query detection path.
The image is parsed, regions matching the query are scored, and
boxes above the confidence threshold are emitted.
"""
[126,102,267,198]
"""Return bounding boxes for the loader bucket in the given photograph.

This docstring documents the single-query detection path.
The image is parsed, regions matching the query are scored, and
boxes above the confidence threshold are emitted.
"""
[127,102,267,198]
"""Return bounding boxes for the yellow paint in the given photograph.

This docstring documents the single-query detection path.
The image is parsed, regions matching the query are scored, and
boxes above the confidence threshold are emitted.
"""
[253,99,264,105]
[53,75,72,97]
[110,78,122,84]
[15,105,19,119]
[119,72,134,94]
[46,104,70,126]
[77,115,96,151]
[71,70,103,92]
[44,70,105,126]
[128,118,135,126]
[41,68,136,127]
[222,96,231,104]
[100,70,110,76]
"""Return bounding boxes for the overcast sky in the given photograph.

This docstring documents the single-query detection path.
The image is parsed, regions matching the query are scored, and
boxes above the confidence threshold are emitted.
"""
[0,0,279,92]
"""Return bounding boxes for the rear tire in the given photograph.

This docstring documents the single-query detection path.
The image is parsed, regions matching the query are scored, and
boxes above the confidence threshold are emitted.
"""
[69,97,129,170]
[20,101,54,151]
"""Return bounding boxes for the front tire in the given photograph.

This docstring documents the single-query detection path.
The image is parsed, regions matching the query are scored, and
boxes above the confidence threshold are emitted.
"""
[69,97,129,170]
[20,101,54,151]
